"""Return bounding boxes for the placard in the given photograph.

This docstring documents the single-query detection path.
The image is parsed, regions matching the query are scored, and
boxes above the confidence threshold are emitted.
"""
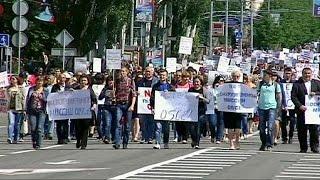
[216,83,257,113]
[305,95,320,124]
[178,36,193,55]
[93,58,101,73]
[74,57,88,73]
[0,71,9,88]
[217,56,230,73]
[47,90,91,120]
[137,87,152,114]
[0,89,8,114]
[282,83,294,109]
[154,91,198,122]
[205,88,215,114]
[166,57,177,73]
[106,49,122,70]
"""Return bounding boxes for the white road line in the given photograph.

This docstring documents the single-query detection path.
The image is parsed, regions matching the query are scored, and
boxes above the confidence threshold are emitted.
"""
[300,159,320,161]
[140,172,209,175]
[202,152,257,155]
[294,163,320,166]
[0,155,5,157]
[148,169,215,173]
[195,154,252,157]
[304,155,320,158]
[0,126,5,128]
[275,175,320,179]
[159,166,223,169]
[281,172,320,176]
[289,167,320,170]
[176,161,236,164]
[181,158,242,162]
[10,145,63,155]
[168,163,231,167]
[284,169,320,173]
[110,148,216,180]
[130,175,202,179]
[192,156,247,159]
[125,178,168,180]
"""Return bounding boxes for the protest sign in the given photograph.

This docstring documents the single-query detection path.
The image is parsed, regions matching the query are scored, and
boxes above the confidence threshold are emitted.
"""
[178,36,193,55]
[216,83,257,113]
[93,58,101,73]
[92,85,105,105]
[166,57,177,73]
[305,95,320,124]
[240,62,251,75]
[208,71,230,85]
[106,49,122,69]
[47,90,91,120]
[74,57,88,73]
[295,63,319,79]
[137,87,152,114]
[217,56,230,72]
[0,89,7,114]
[0,71,9,88]
[189,62,201,72]
[205,88,215,114]
[154,91,198,122]
[282,83,294,109]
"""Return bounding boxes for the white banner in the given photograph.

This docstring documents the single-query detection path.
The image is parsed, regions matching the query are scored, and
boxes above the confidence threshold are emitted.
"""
[0,89,8,114]
[137,87,152,114]
[106,49,122,69]
[93,58,102,73]
[47,90,91,120]
[305,95,320,124]
[178,36,193,55]
[205,88,215,114]
[154,91,198,122]
[282,83,294,109]
[240,62,251,75]
[217,56,230,73]
[74,57,88,73]
[216,83,257,113]
[166,57,177,73]
[92,85,105,105]
[0,71,9,88]
[296,63,319,79]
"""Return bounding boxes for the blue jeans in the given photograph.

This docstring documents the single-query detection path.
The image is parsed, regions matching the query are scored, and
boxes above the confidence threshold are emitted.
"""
[258,108,276,147]
[8,110,23,141]
[29,112,46,147]
[190,114,207,146]
[155,120,170,144]
[208,110,224,141]
[241,114,249,135]
[140,114,155,142]
[101,105,117,141]
[115,104,132,145]
[44,115,54,137]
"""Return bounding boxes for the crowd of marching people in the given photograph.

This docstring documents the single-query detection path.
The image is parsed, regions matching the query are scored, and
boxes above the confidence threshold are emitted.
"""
[3,47,320,154]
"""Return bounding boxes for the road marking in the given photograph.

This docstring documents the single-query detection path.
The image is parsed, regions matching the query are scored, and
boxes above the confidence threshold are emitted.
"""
[159,165,223,169]
[181,158,243,162]
[10,145,63,155]
[0,155,5,157]
[176,161,237,164]
[301,158,320,161]
[110,148,215,180]
[281,172,320,176]
[140,172,210,176]
[275,175,320,179]
[0,168,109,175]
[168,163,232,167]
[45,160,79,165]
[129,175,202,179]
[293,163,320,167]
[192,156,248,159]
[152,168,217,172]
[284,169,320,173]
[289,167,320,170]
[195,154,252,157]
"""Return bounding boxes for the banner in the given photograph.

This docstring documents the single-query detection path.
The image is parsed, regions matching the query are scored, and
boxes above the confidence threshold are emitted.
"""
[106,49,122,70]
[178,36,193,55]
[212,22,224,37]
[47,90,91,120]
[92,58,101,73]
[154,91,198,122]
[135,0,154,22]
[74,57,88,73]
[166,57,177,73]
[216,83,257,113]
[217,56,230,72]
[305,95,320,124]
[205,88,215,114]
[0,89,7,114]
[240,62,251,75]
[137,87,152,114]
[282,83,294,109]
[0,71,9,88]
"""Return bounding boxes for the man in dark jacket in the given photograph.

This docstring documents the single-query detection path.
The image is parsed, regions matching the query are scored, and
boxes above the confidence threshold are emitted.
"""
[150,69,175,149]
[291,67,320,153]
[51,73,72,144]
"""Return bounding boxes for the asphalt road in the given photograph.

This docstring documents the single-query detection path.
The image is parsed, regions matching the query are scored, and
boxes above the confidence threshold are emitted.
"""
[0,124,319,180]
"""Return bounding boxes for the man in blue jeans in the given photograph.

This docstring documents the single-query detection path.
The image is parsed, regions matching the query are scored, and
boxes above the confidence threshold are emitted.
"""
[258,70,282,151]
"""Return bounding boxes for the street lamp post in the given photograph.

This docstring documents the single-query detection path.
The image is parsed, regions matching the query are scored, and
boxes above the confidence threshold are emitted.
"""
[240,0,244,56]
[209,0,213,56]
[225,0,229,52]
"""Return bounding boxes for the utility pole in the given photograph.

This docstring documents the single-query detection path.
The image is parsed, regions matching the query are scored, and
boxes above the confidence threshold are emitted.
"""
[130,0,134,46]
[240,0,244,56]
[209,0,213,56]
[225,0,229,52]
[250,0,254,51]
[162,3,167,68]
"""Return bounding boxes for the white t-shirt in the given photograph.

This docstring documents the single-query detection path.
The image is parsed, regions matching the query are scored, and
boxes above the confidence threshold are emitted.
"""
[304,81,311,95]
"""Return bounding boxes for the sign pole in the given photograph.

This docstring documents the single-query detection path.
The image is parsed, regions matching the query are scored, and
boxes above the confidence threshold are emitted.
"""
[63,30,66,71]
[209,0,213,56]
[18,1,21,74]
[5,47,8,73]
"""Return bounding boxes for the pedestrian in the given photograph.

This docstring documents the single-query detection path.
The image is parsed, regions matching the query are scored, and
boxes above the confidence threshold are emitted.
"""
[43,74,56,140]
[75,75,97,149]
[26,76,49,150]
[291,67,320,153]
[150,69,175,149]
[257,70,282,151]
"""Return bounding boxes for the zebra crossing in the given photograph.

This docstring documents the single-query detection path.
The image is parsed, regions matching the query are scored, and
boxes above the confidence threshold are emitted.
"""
[275,154,320,179]
[111,148,258,180]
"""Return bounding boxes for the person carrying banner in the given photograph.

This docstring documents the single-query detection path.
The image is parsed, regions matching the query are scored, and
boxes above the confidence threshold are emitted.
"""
[136,66,158,144]
[280,67,296,144]
[188,75,210,149]
[257,70,282,151]
[75,75,97,150]
[291,67,320,153]
[26,76,49,150]
[113,66,136,149]
[51,73,72,144]
[150,69,175,149]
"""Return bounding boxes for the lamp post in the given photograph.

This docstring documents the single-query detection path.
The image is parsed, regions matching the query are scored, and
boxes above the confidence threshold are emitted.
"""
[209,0,213,56]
